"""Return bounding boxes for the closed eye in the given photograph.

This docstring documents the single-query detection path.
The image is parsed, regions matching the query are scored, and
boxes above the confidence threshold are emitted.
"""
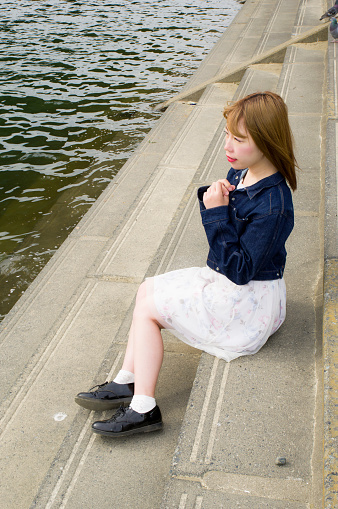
[225,128,244,142]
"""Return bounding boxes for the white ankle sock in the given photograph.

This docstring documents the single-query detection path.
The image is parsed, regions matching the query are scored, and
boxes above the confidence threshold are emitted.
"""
[130,395,156,414]
[113,369,135,384]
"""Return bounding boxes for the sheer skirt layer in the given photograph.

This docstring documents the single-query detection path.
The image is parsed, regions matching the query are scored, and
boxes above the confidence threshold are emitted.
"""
[146,266,286,362]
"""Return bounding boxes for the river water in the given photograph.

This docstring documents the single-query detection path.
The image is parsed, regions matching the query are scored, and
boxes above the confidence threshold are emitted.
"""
[0,0,241,321]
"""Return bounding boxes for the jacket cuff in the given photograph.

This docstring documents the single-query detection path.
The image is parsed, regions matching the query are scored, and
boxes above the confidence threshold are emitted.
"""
[197,186,209,207]
[201,205,230,224]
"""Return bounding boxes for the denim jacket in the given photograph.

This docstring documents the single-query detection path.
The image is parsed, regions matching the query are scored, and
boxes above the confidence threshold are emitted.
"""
[198,167,294,285]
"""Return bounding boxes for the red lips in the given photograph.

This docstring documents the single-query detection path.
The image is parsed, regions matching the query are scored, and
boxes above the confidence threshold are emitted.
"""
[227,156,237,163]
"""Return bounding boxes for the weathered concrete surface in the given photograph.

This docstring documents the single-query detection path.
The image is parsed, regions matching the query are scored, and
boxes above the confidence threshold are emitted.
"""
[0,0,335,508]
[323,13,338,507]
[161,24,327,507]
[155,21,329,111]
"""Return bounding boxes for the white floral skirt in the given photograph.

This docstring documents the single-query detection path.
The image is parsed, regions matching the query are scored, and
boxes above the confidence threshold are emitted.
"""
[146,266,286,362]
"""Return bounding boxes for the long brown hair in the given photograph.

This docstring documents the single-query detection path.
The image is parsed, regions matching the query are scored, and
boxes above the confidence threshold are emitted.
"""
[223,92,298,191]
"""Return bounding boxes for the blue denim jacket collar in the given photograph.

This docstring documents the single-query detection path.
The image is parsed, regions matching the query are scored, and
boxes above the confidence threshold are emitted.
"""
[236,169,285,199]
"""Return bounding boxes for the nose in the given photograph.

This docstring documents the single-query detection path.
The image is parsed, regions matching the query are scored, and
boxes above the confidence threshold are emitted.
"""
[224,136,232,152]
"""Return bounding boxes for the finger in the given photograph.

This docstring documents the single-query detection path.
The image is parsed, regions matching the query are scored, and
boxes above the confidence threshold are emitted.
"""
[220,183,231,195]
[215,181,224,194]
[217,179,231,186]
[222,183,235,193]
[218,179,235,190]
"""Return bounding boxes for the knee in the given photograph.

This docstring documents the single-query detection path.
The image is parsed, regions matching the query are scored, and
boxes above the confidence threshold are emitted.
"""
[133,281,149,318]
[133,280,162,328]
[135,281,147,305]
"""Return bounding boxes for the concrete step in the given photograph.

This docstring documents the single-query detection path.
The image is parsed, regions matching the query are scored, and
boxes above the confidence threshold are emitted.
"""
[320,9,338,506]
[160,16,326,509]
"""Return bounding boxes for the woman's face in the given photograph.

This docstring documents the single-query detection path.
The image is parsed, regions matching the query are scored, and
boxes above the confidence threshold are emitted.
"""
[224,120,266,171]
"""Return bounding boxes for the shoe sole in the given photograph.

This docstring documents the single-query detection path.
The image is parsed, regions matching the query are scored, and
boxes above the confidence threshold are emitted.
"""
[74,396,133,411]
[92,422,163,437]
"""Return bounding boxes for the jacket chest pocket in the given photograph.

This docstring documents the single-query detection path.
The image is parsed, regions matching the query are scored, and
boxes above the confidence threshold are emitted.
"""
[229,205,249,235]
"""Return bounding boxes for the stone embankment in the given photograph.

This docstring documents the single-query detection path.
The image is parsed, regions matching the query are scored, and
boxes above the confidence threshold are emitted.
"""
[0,1,336,508]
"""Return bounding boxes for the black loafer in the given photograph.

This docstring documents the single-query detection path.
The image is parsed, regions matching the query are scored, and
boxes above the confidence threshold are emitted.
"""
[92,405,163,437]
[75,381,134,411]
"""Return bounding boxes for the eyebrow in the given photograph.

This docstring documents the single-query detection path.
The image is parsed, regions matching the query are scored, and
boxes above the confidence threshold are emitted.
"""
[225,127,248,138]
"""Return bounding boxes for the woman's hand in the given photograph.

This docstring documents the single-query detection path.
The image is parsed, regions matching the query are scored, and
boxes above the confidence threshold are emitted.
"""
[203,179,235,209]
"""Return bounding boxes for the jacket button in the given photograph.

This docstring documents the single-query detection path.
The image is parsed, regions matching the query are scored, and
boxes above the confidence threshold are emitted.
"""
[276,273,279,276]
[231,197,235,201]
[216,267,220,271]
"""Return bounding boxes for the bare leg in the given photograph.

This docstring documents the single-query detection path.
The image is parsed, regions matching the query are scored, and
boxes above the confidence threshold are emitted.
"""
[122,281,163,398]
[90,281,164,435]
[121,321,135,374]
